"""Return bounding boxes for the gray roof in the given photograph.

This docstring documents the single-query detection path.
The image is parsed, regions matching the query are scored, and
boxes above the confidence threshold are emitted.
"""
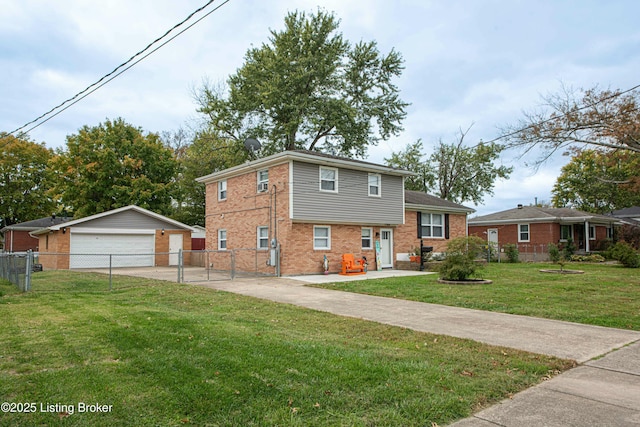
[404,190,475,213]
[1,216,72,232]
[611,206,640,218]
[469,206,619,225]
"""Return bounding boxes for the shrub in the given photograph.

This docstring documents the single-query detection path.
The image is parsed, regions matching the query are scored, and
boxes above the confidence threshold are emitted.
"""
[562,237,576,258]
[608,242,640,268]
[569,254,605,263]
[439,236,486,281]
[548,243,561,264]
[503,243,519,263]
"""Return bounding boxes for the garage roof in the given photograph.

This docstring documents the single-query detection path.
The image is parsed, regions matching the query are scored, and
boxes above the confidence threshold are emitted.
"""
[30,205,196,236]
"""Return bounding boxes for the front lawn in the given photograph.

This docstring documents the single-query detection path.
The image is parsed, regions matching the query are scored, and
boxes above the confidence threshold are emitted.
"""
[0,272,572,426]
[313,262,640,330]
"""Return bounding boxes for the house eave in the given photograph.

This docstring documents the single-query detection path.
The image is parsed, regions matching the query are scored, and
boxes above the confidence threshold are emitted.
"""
[196,151,415,184]
[406,204,474,215]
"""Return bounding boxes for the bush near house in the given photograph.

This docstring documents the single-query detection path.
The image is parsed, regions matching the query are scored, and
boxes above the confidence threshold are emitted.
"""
[606,242,640,268]
[438,236,486,280]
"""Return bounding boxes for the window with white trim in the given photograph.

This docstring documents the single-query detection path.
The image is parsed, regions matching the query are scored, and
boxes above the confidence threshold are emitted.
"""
[257,226,269,249]
[560,224,572,241]
[368,173,381,197]
[313,226,331,250]
[218,180,227,201]
[361,227,373,249]
[319,167,338,192]
[257,170,269,192]
[589,225,596,240]
[218,229,227,250]
[420,212,444,238]
[518,224,530,242]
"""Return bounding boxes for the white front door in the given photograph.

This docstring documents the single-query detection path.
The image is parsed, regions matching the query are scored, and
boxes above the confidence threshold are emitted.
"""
[487,228,498,245]
[169,234,183,266]
[380,228,393,268]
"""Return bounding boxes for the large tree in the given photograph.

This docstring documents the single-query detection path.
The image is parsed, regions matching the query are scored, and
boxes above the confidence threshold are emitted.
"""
[196,9,408,158]
[500,86,640,166]
[386,127,512,205]
[552,149,640,213]
[50,118,177,218]
[0,134,55,227]
[170,130,248,226]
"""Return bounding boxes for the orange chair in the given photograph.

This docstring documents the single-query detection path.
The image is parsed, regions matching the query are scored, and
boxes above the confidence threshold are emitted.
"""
[339,253,366,276]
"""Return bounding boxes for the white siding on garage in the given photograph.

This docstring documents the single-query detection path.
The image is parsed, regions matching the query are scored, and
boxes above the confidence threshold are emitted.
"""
[69,231,155,268]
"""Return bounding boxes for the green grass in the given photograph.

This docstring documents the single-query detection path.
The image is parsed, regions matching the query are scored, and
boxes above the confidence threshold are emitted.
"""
[0,272,572,426]
[313,262,640,330]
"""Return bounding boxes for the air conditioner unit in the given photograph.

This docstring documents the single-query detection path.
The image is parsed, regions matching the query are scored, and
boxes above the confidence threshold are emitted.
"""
[258,182,269,192]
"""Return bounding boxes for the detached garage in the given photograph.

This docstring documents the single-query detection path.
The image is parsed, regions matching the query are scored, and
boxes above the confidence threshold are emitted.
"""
[31,205,195,270]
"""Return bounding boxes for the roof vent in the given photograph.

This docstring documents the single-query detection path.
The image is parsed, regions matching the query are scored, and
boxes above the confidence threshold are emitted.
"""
[517,204,523,209]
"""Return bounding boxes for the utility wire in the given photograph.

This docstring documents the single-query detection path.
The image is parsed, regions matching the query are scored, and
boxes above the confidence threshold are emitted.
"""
[8,0,231,137]
[482,83,640,145]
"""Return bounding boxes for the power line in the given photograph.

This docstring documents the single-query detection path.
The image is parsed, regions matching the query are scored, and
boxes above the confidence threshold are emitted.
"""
[7,0,231,137]
[482,83,640,145]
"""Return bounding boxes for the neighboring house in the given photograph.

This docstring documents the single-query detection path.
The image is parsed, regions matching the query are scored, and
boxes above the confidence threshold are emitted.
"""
[1,215,72,252]
[31,205,195,270]
[196,150,474,276]
[469,205,620,258]
[611,206,640,227]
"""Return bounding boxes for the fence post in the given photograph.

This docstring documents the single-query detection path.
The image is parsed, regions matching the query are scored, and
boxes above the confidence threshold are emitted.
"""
[109,254,113,291]
[231,250,235,280]
[178,249,183,283]
[25,250,32,292]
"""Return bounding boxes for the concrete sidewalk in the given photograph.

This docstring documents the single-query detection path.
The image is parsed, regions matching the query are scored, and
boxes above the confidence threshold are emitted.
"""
[193,275,640,426]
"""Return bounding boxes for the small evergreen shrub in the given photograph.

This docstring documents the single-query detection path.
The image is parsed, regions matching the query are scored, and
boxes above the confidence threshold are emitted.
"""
[608,242,640,268]
[439,236,486,281]
[503,243,519,263]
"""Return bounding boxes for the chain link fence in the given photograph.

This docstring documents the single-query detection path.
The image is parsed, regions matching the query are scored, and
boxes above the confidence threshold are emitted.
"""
[484,243,551,262]
[3,248,278,292]
[0,251,33,291]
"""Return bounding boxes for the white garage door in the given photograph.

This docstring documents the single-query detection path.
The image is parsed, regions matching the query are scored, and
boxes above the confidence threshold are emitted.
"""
[70,232,155,268]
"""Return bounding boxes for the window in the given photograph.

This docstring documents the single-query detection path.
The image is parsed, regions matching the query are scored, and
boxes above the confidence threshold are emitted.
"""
[257,170,269,192]
[313,226,331,249]
[560,224,572,241]
[368,173,381,197]
[218,229,227,250]
[606,226,614,239]
[218,180,227,201]
[319,167,338,192]
[589,225,596,240]
[361,228,373,249]
[518,224,530,242]
[257,226,269,249]
[420,212,444,238]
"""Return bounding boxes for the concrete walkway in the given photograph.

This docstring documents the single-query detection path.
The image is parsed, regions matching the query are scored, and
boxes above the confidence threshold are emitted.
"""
[110,268,640,425]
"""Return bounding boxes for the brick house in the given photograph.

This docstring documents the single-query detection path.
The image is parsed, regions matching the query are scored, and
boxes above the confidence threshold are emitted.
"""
[196,150,474,275]
[469,205,620,259]
[1,216,72,252]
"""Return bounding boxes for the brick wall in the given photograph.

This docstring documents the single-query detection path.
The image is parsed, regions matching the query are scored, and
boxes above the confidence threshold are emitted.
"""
[395,211,468,256]
[5,230,40,252]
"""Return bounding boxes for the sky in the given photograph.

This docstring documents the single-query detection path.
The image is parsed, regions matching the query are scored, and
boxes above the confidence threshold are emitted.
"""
[2,0,639,216]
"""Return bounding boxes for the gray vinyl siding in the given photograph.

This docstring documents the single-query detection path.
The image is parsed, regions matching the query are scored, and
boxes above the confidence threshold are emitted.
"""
[291,161,404,224]
[73,210,176,230]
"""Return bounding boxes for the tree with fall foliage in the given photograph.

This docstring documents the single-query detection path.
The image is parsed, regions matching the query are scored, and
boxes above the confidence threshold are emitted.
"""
[552,149,640,213]
[50,118,177,218]
[500,85,640,165]
[196,9,408,158]
[0,134,55,228]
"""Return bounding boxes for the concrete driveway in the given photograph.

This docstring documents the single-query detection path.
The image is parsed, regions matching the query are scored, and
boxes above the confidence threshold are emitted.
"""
[104,267,640,426]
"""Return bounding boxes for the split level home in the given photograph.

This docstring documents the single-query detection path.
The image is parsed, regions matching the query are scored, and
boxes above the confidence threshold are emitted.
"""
[468,205,620,260]
[196,150,474,276]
